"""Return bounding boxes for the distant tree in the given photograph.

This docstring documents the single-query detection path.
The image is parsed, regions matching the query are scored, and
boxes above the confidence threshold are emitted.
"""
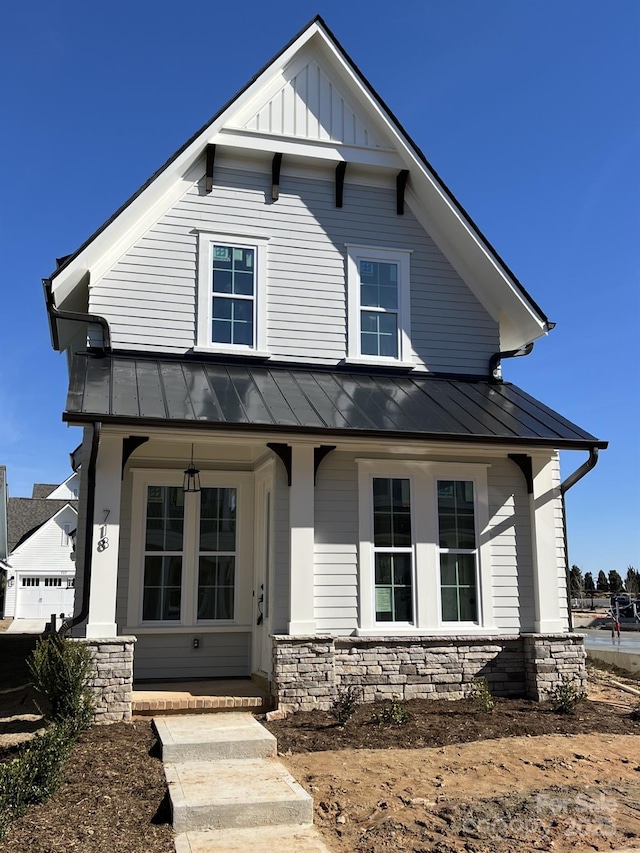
[569,565,583,596]
[596,570,609,592]
[625,566,639,596]
[584,572,595,593]
[608,570,624,594]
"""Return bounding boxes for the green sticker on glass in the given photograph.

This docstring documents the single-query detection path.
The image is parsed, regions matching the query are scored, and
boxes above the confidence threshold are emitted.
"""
[376,587,392,612]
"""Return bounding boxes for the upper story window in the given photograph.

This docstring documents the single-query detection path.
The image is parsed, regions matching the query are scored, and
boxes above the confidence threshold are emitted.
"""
[197,233,268,354]
[346,245,412,364]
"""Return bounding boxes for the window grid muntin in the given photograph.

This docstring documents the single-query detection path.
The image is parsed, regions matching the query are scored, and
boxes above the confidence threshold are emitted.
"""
[372,477,414,623]
[211,243,256,347]
[437,480,479,623]
[359,259,399,358]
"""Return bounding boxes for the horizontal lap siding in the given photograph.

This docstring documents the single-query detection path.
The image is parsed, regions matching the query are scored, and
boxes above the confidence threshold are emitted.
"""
[133,632,250,679]
[487,460,534,631]
[314,452,359,634]
[551,453,569,630]
[89,165,498,374]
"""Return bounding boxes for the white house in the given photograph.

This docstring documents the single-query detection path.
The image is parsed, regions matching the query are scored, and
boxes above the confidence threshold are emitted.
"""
[2,475,78,620]
[44,17,605,715]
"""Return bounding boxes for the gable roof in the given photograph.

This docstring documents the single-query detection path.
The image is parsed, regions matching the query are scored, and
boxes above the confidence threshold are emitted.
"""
[31,484,58,499]
[7,499,77,553]
[47,16,551,352]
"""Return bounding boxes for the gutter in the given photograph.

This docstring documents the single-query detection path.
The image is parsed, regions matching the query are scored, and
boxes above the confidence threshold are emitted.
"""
[61,422,101,633]
[559,447,600,631]
[43,278,111,353]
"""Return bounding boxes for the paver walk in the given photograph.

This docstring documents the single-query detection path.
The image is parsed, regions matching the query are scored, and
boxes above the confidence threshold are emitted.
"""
[156,712,333,853]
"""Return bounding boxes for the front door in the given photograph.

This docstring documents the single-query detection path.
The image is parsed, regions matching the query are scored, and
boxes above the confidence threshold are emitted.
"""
[253,471,273,677]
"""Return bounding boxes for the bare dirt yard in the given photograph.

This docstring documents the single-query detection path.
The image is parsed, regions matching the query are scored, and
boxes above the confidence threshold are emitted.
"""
[0,662,638,853]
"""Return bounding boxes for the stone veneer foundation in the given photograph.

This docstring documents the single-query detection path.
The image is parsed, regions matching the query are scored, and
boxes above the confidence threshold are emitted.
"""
[75,637,136,723]
[271,634,586,712]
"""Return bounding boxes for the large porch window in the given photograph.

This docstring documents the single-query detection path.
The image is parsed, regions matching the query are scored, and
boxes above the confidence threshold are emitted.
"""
[143,486,184,621]
[198,488,237,621]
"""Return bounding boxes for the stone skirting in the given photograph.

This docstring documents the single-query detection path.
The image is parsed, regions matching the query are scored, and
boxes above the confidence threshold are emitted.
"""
[271,633,587,712]
[75,637,136,723]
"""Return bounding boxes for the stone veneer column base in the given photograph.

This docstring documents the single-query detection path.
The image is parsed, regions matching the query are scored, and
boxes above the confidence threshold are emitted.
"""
[522,633,587,701]
[271,633,588,712]
[74,637,136,723]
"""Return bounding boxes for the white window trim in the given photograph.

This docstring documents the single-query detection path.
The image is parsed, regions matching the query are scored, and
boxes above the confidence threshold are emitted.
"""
[346,244,413,365]
[196,232,268,354]
[128,469,254,629]
[357,460,494,634]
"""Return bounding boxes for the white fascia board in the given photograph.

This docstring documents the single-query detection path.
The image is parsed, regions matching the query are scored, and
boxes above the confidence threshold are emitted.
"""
[50,23,325,307]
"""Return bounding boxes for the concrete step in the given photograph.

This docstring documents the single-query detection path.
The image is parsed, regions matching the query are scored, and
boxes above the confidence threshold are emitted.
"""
[165,757,313,833]
[175,825,334,853]
[155,713,276,762]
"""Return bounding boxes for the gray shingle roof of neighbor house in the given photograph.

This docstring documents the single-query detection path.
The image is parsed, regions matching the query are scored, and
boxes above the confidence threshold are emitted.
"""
[64,353,607,451]
[7,499,77,553]
[31,484,58,499]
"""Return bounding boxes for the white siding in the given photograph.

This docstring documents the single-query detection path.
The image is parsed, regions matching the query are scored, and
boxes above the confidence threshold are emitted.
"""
[133,632,250,680]
[551,452,570,631]
[90,165,499,375]
[272,461,290,634]
[487,459,535,631]
[70,430,93,635]
[314,451,359,633]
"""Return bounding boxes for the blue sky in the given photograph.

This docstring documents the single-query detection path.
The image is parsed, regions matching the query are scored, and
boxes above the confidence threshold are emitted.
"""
[1,0,638,575]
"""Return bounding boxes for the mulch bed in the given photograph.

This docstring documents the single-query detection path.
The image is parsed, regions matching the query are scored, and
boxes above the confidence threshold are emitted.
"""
[264,698,640,753]
[0,721,173,853]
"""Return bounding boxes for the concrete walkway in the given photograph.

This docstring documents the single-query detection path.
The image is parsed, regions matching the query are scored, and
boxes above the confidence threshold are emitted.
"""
[156,712,333,853]
[5,618,47,634]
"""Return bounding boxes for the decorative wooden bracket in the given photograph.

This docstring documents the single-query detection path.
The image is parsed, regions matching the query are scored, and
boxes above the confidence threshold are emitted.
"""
[271,153,283,201]
[396,169,409,215]
[508,453,533,494]
[314,445,336,484]
[335,162,347,208]
[205,144,216,193]
[267,442,292,486]
[122,436,149,478]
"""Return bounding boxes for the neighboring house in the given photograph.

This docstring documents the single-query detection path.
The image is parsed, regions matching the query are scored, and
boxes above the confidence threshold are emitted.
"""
[2,474,78,620]
[44,17,606,714]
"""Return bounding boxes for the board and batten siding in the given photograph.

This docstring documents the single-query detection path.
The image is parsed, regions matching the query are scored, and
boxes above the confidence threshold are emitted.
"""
[89,164,499,375]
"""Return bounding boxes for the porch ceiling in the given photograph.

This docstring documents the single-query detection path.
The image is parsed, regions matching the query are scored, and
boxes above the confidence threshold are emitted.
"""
[64,353,606,450]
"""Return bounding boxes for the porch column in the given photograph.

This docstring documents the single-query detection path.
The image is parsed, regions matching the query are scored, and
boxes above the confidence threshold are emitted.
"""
[529,455,565,633]
[85,435,123,638]
[288,443,316,635]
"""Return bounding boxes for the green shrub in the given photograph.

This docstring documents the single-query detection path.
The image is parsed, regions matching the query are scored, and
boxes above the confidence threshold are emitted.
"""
[374,698,411,726]
[469,677,496,713]
[28,634,95,733]
[0,722,76,839]
[330,685,361,725]
[550,675,586,714]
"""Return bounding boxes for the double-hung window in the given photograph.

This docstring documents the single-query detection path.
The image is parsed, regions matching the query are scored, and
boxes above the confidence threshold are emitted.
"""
[346,245,411,363]
[197,234,267,353]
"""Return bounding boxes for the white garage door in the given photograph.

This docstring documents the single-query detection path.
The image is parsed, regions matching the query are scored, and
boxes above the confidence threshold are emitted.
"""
[16,577,75,619]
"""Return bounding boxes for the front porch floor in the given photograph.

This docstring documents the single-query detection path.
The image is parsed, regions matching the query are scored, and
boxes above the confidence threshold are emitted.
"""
[132,678,273,715]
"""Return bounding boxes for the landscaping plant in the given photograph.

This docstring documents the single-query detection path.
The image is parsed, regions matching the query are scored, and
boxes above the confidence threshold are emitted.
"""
[374,698,411,726]
[330,685,361,725]
[469,677,496,713]
[28,633,95,732]
[550,675,586,714]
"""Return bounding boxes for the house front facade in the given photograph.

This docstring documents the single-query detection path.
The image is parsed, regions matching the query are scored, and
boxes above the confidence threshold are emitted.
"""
[45,18,605,716]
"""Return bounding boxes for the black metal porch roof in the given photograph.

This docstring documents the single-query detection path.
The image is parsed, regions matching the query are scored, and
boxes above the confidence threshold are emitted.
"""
[64,353,606,450]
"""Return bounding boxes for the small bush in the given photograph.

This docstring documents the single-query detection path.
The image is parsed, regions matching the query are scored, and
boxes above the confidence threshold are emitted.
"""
[374,699,411,726]
[551,675,586,714]
[330,685,361,725]
[28,634,95,733]
[469,677,495,713]
[0,721,75,839]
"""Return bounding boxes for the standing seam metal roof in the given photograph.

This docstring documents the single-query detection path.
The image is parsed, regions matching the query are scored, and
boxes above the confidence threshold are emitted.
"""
[64,354,606,450]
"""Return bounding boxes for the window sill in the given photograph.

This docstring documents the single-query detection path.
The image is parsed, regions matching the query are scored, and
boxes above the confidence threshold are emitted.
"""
[343,357,415,370]
[192,347,271,360]
[355,625,497,636]
[124,624,252,634]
